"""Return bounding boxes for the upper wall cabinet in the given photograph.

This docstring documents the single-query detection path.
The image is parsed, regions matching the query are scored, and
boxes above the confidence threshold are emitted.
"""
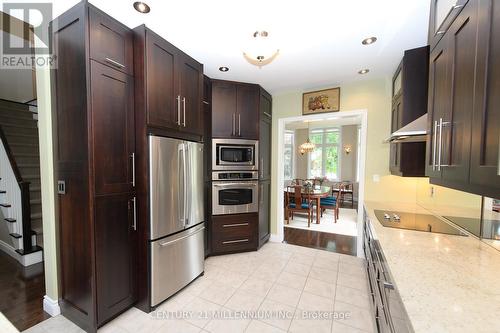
[134,26,203,140]
[428,0,469,51]
[426,0,500,197]
[211,80,259,140]
[390,46,429,177]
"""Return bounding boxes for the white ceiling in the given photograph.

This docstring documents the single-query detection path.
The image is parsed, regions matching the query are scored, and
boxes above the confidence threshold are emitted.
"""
[49,0,430,94]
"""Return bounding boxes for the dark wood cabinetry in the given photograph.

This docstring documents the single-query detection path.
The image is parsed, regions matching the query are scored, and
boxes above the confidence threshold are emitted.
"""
[211,213,258,254]
[211,80,259,140]
[389,46,429,177]
[51,3,137,332]
[427,0,500,197]
[258,88,272,247]
[134,26,203,140]
[428,0,469,51]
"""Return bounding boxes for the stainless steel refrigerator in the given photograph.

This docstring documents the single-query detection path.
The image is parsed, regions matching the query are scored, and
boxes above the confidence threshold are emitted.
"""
[149,135,205,307]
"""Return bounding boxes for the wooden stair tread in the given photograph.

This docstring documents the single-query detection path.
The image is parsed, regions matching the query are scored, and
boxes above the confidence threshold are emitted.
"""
[0,203,12,208]
[15,245,43,255]
[9,233,22,239]
[0,190,6,194]
[31,212,42,219]
[5,218,16,223]
[30,199,42,205]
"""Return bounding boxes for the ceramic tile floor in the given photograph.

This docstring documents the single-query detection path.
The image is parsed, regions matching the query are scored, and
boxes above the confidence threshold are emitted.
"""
[23,242,374,333]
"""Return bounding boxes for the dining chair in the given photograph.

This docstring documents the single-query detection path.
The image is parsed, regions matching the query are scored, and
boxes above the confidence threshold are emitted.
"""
[285,185,315,227]
[341,182,354,208]
[319,185,342,223]
[291,178,305,186]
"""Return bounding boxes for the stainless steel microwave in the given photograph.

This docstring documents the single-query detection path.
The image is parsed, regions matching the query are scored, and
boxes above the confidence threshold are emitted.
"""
[212,139,259,171]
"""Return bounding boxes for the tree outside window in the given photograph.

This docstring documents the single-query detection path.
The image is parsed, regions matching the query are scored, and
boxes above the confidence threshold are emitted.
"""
[308,128,340,180]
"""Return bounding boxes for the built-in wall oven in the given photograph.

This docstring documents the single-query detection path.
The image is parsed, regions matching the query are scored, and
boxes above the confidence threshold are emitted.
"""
[212,171,258,215]
[212,139,258,171]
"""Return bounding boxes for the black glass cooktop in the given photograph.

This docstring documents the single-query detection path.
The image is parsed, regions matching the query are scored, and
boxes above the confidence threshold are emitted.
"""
[374,210,468,236]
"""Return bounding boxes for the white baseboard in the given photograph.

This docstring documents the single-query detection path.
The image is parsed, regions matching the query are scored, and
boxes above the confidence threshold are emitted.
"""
[0,240,43,266]
[269,233,284,243]
[43,295,60,317]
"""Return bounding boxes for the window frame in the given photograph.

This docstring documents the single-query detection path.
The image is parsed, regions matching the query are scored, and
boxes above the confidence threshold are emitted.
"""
[307,127,342,180]
[284,130,295,180]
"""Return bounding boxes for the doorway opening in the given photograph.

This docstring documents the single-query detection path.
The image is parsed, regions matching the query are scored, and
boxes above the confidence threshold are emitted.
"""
[276,110,367,256]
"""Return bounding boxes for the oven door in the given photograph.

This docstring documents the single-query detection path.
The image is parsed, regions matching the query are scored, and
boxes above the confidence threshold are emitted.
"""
[212,181,258,215]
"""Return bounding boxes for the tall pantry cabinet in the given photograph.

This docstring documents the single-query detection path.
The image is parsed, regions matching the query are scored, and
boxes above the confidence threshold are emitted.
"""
[51,3,137,332]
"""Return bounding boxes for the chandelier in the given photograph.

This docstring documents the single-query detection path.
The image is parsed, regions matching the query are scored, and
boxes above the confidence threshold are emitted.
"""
[243,31,279,68]
[299,122,315,155]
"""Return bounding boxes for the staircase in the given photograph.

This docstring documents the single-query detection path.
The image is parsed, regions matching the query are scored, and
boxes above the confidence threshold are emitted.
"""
[0,99,43,264]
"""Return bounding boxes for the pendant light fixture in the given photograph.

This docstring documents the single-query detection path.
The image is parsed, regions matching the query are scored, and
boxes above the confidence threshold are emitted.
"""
[243,30,279,68]
[299,121,316,155]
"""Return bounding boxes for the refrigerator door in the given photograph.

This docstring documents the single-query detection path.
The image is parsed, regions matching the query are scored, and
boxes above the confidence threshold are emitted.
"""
[149,136,186,240]
[150,223,205,307]
[186,141,205,227]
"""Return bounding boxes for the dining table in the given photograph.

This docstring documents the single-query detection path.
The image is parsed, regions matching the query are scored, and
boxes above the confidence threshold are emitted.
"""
[284,185,332,224]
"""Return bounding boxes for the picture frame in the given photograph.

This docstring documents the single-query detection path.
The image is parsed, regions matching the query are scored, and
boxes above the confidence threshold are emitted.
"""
[302,87,340,115]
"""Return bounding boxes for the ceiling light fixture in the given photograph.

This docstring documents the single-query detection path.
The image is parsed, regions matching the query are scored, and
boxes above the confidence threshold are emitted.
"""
[358,69,370,74]
[362,37,377,45]
[133,2,150,13]
[299,122,316,155]
[219,66,229,72]
[243,30,279,68]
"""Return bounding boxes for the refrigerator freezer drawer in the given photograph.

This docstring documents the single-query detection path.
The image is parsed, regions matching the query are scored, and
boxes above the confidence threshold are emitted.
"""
[150,224,205,307]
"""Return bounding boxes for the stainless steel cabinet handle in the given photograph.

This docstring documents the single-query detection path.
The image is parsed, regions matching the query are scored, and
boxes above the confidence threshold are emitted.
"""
[213,182,258,187]
[182,97,186,127]
[105,57,125,69]
[222,239,248,245]
[176,95,181,126]
[260,184,263,205]
[232,114,235,136]
[130,153,135,187]
[223,223,249,228]
[433,120,438,171]
[452,4,464,9]
[159,226,205,247]
[383,281,394,290]
[183,144,188,227]
[436,30,446,35]
[238,114,241,136]
[263,111,272,118]
[438,118,443,171]
[132,197,137,231]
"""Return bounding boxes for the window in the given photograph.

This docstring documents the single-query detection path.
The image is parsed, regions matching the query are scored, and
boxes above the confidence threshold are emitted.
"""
[308,128,340,180]
[284,130,294,180]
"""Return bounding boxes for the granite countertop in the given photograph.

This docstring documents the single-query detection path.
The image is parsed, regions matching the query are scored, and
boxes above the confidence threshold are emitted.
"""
[364,201,500,333]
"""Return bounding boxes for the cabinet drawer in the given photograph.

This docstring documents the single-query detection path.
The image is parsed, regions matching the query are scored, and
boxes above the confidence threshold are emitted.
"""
[89,7,133,75]
[213,217,255,239]
[211,213,258,253]
[212,236,257,254]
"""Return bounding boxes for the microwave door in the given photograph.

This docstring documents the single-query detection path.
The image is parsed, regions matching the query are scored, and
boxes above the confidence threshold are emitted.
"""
[186,141,205,227]
[149,136,186,239]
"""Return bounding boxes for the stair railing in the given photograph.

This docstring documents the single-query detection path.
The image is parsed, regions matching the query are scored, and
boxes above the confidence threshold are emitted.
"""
[0,126,32,252]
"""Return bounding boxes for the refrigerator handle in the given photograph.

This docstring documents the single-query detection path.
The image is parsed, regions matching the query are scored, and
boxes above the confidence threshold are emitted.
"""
[183,143,188,227]
[178,144,185,225]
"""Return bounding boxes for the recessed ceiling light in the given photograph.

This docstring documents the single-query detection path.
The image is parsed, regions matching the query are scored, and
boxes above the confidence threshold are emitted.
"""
[133,2,150,13]
[219,66,229,72]
[358,69,370,74]
[362,37,377,45]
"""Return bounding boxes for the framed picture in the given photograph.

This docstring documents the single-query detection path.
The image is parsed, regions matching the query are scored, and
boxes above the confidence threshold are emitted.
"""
[302,87,340,115]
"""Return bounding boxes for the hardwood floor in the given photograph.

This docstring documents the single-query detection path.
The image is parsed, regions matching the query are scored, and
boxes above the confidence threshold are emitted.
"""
[0,251,49,331]
[283,227,357,256]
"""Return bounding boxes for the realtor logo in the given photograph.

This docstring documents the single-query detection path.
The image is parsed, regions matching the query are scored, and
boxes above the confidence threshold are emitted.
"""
[1,2,56,68]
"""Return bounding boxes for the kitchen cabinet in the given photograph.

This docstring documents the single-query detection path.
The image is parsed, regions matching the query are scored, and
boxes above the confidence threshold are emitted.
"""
[258,88,272,247]
[428,0,469,51]
[258,180,271,247]
[135,26,203,139]
[470,0,500,195]
[211,213,258,254]
[389,46,429,177]
[211,80,259,140]
[51,3,137,332]
[426,0,499,197]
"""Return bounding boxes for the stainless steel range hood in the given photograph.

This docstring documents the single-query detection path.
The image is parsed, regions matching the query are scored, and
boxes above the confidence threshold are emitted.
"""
[385,114,427,143]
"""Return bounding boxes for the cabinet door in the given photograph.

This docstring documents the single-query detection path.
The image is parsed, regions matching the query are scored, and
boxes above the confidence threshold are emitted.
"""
[470,0,500,194]
[91,61,135,195]
[426,38,450,179]
[259,113,272,180]
[428,0,469,50]
[389,97,402,175]
[95,193,137,325]
[146,32,180,130]
[258,180,270,246]
[237,85,259,139]
[89,7,133,75]
[179,54,203,136]
[212,81,237,138]
[441,0,478,183]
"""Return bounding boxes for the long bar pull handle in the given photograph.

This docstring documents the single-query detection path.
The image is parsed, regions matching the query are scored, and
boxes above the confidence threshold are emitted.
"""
[223,223,249,228]
[132,197,137,231]
[433,120,438,171]
[260,158,264,178]
[222,239,249,245]
[183,143,188,227]
[130,153,135,187]
[176,95,181,126]
[232,114,235,136]
[238,114,241,136]
[438,118,443,171]
[159,226,205,247]
[105,57,125,69]
[182,97,186,127]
